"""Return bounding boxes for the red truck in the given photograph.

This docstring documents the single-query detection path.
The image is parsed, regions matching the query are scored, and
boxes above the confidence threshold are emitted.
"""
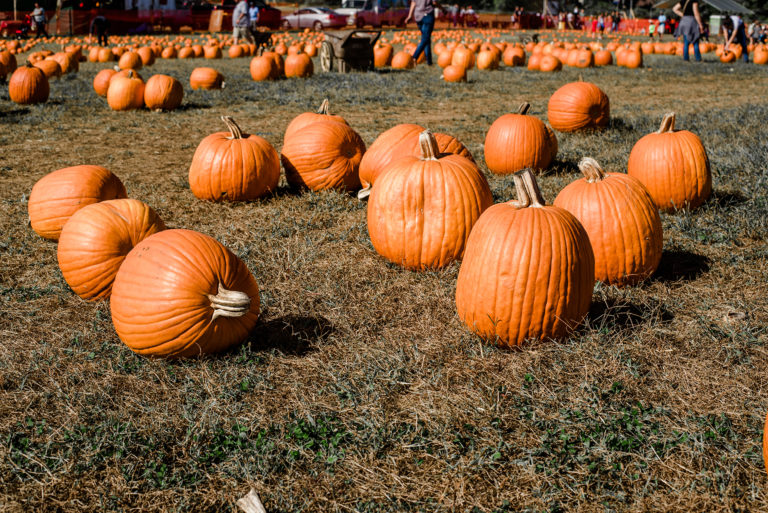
[336,0,409,29]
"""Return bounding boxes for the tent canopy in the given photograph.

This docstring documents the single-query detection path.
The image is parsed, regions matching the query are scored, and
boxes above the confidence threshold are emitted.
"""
[653,0,753,14]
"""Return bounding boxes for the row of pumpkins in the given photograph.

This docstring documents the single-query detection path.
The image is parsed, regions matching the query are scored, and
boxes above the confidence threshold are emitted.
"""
[25,79,711,358]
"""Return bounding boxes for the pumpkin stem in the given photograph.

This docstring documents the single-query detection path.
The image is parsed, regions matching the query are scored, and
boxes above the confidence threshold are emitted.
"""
[657,112,676,134]
[357,186,371,200]
[578,157,606,183]
[577,73,583,82]
[127,69,134,79]
[517,102,531,115]
[510,169,545,208]
[221,116,244,139]
[208,284,251,321]
[317,98,331,115]
[418,130,440,161]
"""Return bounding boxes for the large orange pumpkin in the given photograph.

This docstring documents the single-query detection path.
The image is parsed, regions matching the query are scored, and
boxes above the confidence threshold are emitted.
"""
[34,59,62,79]
[143,74,184,111]
[281,120,366,191]
[455,170,595,347]
[627,112,711,212]
[107,70,144,111]
[547,80,610,132]
[553,157,663,286]
[374,43,393,67]
[442,64,467,82]
[391,51,415,69]
[57,199,165,300]
[118,51,142,70]
[9,65,49,105]
[283,99,348,141]
[110,229,261,358]
[28,165,127,240]
[190,67,224,90]
[284,52,313,78]
[249,55,274,81]
[484,102,554,174]
[367,130,493,270]
[189,116,280,201]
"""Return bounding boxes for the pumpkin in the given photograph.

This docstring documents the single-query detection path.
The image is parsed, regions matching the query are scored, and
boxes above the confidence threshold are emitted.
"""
[476,50,499,70]
[391,51,414,69]
[437,50,454,68]
[110,229,260,358]
[57,199,165,300]
[284,98,348,141]
[547,80,610,132]
[189,116,280,202]
[249,55,274,81]
[719,50,736,63]
[539,54,562,72]
[452,46,476,69]
[753,45,768,65]
[50,52,78,74]
[118,51,142,70]
[110,68,144,83]
[374,43,393,67]
[161,46,177,59]
[204,45,223,59]
[357,123,474,198]
[553,157,663,286]
[0,50,17,74]
[179,47,195,59]
[97,47,115,62]
[527,53,542,70]
[367,130,493,270]
[594,49,613,66]
[262,51,284,77]
[137,46,156,66]
[546,124,558,161]
[144,74,184,111]
[228,44,244,58]
[34,59,62,79]
[9,65,49,105]
[502,45,525,66]
[107,70,144,111]
[455,170,595,347]
[627,112,711,212]
[281,120,365,192]
[284,52,313,78]
[190,67,224,90]
[484,102,554,175]
[28,165,127,240]
[442,64,466,82]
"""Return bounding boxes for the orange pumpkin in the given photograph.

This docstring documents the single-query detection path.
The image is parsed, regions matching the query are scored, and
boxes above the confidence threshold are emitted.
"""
[190,67,224,90]
[442,64,466,82]
[137,46,156,66]
[34,59,62,79]
[547,80,610,132]
[284,98,348,141]
[57,199,165,300]
[28,165,127,240]
[249,55,274,81]
[367,130,493,270]
[284,52,313,78]
[189,116,280,201]
[107,70,144,111]
[374,43,393,67]
[9,65,49,105]
[538,54,562,72]
[502,45,525,66]
[452,46,476,69]
[553,157,663,286]
[118,51,142,70]
[594,50,613,66]
[456,170,595,347]
[391,51,415,69]
[628,112,711,212]
[143,74,184,111]
[484,102,554,174]
[110,229,261,358]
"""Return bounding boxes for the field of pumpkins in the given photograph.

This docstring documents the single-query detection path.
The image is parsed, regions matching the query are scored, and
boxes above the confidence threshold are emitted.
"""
[1,25,768,512]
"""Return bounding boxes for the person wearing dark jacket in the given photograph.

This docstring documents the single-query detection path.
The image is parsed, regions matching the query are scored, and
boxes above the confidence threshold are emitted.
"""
[90,15,110,47]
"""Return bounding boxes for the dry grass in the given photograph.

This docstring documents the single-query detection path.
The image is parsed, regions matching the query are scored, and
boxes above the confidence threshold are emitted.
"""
[1,37,767,512]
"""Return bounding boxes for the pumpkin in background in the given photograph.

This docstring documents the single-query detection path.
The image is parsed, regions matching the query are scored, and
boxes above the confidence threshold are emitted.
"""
[502,45,525,66]
[190,67,224,90]
[0,50,17,74]
[9,65,49,105]
[374,43,393,67]
[452,46,476,69]
[28,165,127,240]
[547,80,610,132]
[553,157,663,286]
[204,45,223,59]
[545,124,558,161]
[442,64,466,82]
[594,49,613,66]
[284,98,348,141]
[476,49,499,70]
[484,102,554,174]
[137,46,156,66]
[539,54,562,72]
[527,53,542,70]
[628,112,711,212]
[281,120,365,192]
[357,123,474,198]
[107,70,144,111]
[111,68,144,83]
[161,46,177,59]
[249,55,274,81]
[34,59,61,79]
[144,74,184,111]
[110,229,261,358]
[284,52,313,78]
[391,51,415,69]
[456,170,595,347]
[262,51,284,77]
[367,130,493,270]
[57,199,165,300]
[437,50,454,68]
[50,52,78,74]
[179,47,195,59]
[753,45,768,64]
[118,51,142,70]
[719,50,736,63]
[189,116,280,202]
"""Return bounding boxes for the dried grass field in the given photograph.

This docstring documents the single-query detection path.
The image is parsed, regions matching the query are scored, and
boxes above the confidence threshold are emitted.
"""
[1,39,768,512]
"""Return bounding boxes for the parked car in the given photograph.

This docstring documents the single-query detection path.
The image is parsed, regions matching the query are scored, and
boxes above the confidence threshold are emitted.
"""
[281,7,347,30]
[336,0,408,28]
[192,0,282,30]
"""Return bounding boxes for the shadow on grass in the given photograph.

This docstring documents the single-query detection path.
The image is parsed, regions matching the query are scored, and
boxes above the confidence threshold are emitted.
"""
[176,102,213,111]
[653,249,711,282]
[0,107,31,117]
[245,314,334,356]
[707,189,748,209]
[608,117,636,133]
[588,297,674,331]
[548,159,580,175]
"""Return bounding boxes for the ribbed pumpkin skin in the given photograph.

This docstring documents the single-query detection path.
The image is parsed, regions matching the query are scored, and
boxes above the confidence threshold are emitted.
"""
[57,199,165,300]
[190,67,223,90]
[484,111,552,174]
[456,198,595,346]
[281,120,365,191]
[358,124,474,188]
[189,120,280,201]
[93,69,117,97]
[28,165,127,241]
[110,229,260,358]
[553,170,662,286]
[367,137,493,270]
[9,66,49,105]
[283,102,347,141]
[627,124,711,212]
[107,75,145,111]
[547,81,610,132]
[144,74,184,111]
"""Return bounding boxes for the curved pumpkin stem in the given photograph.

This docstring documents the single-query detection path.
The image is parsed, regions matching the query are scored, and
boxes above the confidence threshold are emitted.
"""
[578,157,606,183]
[517,102,531,115]
[419,130,440,161]
[127,69,135,79]
[657,112,676,134]
[208,284,251,321]
[317,98,331,115]
[510,169,545,208]
[221,116,244,140]
[577,73,584,82]
[357,186,371,200]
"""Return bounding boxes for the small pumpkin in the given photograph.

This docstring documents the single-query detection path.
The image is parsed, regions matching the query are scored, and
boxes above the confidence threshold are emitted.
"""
[107,70,144,111]
[118,51,142,70]
[547,79,610,132]
[28,165,127,240]
[484,102,554,174]
[374,43,393,67]
[110,229,261,358]
[57,199,165,300]
[391,51,415,69]
[249,55,274,81]
[284,52,313,78]
[190,67,224,90]
[442,64,466,82]
[144,74,184,111]
[456,170,595,347]
[189,116,280,202]
[9,65,49,105]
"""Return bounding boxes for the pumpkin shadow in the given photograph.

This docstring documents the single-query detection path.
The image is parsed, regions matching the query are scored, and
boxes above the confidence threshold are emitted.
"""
[652,249,711,282]
[587,296,674,332]
[0,107,30,117]
[706,189,747,209]
[547,159,580,176]
[176,102,212,111]
[244,314,334,356]
[608,117,636,133]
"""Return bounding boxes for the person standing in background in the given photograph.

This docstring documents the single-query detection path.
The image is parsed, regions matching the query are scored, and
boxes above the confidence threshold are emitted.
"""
[31,3,48,39]
[405,0,435,65]
[90,14,110,47]
[673,0,704,61]
[722,15,749,62]
[658,12,667,38]
[232,0,254,45]
[248,1,260,38]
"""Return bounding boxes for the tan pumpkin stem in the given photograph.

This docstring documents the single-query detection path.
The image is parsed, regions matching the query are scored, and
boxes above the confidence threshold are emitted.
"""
[418,130,440,161]
[127,69,135,79]
[578,73,584,82]
[578,157,606,183]
[317,98,331,115]
[357,186,371,200]
[657,112,676,134]
[208,284,251,321]
[221,116,244,139]
[510,169,545,208]
[517,102,531,115]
